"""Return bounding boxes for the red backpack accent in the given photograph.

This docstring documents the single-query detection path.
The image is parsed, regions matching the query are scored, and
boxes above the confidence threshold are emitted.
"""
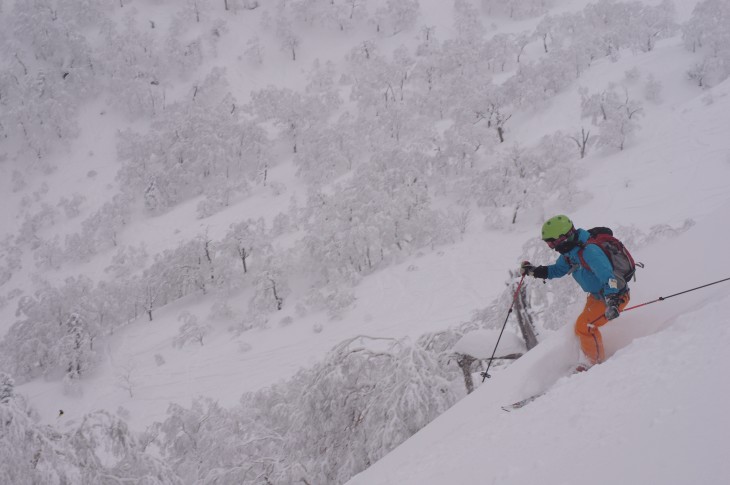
[577,227,638,290]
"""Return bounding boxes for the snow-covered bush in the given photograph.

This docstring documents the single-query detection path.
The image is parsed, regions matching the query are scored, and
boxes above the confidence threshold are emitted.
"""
[156,335,460,484]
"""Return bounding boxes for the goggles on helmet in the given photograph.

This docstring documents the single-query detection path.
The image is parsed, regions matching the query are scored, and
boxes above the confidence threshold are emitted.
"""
[544,230,574,250]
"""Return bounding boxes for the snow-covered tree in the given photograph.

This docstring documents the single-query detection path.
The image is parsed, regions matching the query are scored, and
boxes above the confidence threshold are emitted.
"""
[433,120,491,180]
[135,271,169,322]
[77,193,132,251]
[630,0,677,53]
[0,69,82,159]
[534,14,564,53]
[468,133,578,226]
[173,312,212,348]
[0,391,72,484]
[248,82,338,160]
[115,359,138,398]
[580,85,644,151]
[249,255,290,316]
[0,238,22,287]
[155,333,460,484]
[291,0,364,31]
[57,193,86,219]
[564,125,589,159]
[482,0,554,19]
[105,244,149,279]
[16,203,57,251]
[118,71,253,215]
[276,15,301,61]
[159,398,232,483]
[0,373,14,404]
[683,0,730,87]
[504,51,577,107]
[150,235,219,298]
[221,218,270,275]
[33,235,64,270]
[0,276,105,381]
[96,11,167,117]
[253,335,458,484]
[294,124,354,185]
[373,0,420,35]
[66,410,181,484]
[302,150,449,285]
[86,280,128,335]
[59,312,97,379]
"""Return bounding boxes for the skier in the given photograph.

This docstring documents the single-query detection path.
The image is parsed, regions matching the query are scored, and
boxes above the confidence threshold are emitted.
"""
[520,215,630,370]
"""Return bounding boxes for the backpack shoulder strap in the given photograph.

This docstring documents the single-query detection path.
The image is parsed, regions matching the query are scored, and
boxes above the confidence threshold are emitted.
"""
[578,233,616,271]
[577,233,610,272]
[577,244,593,272]
[575,229,612,272]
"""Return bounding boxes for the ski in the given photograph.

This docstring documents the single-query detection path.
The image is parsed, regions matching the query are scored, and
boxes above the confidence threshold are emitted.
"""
[501,366,591,411]
[501,392,546,412]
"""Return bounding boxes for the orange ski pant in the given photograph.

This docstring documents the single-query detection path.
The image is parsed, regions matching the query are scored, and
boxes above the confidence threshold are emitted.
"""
[574,293,630,365]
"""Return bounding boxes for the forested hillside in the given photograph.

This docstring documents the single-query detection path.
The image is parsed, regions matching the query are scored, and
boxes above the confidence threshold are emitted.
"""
[1,0,729,483]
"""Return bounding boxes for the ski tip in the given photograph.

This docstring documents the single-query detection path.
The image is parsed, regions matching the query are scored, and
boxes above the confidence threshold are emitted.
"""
[502,392,544,411]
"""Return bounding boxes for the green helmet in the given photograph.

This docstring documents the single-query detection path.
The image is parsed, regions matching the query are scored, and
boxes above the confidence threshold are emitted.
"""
[541,215,574,241]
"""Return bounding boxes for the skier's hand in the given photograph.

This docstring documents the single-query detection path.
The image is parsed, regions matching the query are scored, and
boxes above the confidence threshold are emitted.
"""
[532,266,548,279]
[520,261,535,276]
[605,305,620,320]
[521,261,548,279]
[604,295,621,320]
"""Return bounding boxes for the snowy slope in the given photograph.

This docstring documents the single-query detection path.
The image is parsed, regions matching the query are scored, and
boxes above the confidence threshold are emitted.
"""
[2,0,730,482]
[24,35,724,437]
[347,295,730,485]
[347,72,730,480]
[346,60,730,485]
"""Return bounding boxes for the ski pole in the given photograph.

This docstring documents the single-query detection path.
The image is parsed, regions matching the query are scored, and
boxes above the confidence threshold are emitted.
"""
[588,276,730,326]
[622,276,730,312]
[481,274,526,382]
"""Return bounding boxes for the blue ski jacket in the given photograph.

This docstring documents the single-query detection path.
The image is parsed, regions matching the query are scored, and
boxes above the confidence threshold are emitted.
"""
[545,228,624,300]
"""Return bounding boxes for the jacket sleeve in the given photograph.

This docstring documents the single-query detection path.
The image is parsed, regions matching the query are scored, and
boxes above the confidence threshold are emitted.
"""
[546,254,571,279]
[581,244,620,296]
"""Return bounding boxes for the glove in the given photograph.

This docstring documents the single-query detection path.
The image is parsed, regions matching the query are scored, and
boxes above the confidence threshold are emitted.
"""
[520,261,548,279]
[604,294,621,320]
[520,261,535,276]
